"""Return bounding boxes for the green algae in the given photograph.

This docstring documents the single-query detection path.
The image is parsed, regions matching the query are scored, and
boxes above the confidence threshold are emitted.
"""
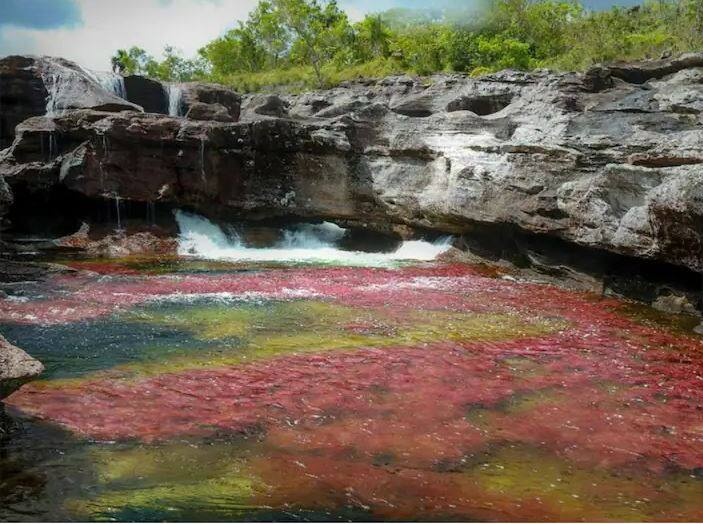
[613,302,702,337]
[108,300,564,378]
[470,445,703,521]
[66,441,265,521]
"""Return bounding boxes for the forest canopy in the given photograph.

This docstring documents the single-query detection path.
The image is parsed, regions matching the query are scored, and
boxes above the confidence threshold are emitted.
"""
[110,0,703,92]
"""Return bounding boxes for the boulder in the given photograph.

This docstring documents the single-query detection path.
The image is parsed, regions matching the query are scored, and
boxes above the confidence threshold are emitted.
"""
[0,334,43,400]
[186,102,235,122]
[179,82,241,121]
[124,75,168,114]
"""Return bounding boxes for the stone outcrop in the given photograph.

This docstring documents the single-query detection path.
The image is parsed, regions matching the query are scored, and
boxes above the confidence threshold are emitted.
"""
[180,82,241,122]
[56,223,177,257]
[0,53,701,310]
[0,55,141,149]
[124,75,168,114]
[0,334,43,400]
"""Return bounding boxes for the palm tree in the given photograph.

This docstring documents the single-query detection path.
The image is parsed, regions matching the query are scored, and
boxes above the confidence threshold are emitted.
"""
[111,49,130,74]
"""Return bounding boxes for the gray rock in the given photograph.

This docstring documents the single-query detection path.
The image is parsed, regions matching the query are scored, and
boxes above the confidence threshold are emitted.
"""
[607,52,703,84]
[186,102,235,122]
[0,55,141,149]
[0,334,43,400]
[179,82,241,121]
[241,94,290,118]
[1,52,702,284]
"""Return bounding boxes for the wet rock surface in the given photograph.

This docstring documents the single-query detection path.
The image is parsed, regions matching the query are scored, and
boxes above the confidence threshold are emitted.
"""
[0,55,141,150]
[0,334,43,400]
[0,53,702,311]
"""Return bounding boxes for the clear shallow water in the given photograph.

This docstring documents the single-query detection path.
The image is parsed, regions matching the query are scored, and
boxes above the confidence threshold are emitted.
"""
[0,255,702,522]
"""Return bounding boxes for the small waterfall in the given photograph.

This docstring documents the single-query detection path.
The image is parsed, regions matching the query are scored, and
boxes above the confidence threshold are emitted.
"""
[43,72,65,117]
[98,133,109,190]
[174,211,453,266]
[39,130,57,162]
[47,131,57,160]
[147,202,156,225]
[167,84,183,117]
[114,195,123,232]
[200,138,206,181]
[87,70,127,100]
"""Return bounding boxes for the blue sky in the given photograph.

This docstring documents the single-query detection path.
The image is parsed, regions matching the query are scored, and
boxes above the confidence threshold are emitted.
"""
[0,0,641,71]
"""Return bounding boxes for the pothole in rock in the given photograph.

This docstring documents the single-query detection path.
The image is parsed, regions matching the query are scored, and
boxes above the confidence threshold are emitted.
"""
[446,93,514,116]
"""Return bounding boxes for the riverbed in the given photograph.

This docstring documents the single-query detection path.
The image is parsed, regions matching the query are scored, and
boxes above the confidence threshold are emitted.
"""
[0,218,701,522]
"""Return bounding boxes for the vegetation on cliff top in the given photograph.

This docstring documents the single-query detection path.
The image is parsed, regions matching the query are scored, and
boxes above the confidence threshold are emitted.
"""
[111,0,703,92]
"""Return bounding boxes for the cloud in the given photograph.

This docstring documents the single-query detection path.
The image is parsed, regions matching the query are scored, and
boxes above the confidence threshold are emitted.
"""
[0,0,257,70]
[0,0,82,30]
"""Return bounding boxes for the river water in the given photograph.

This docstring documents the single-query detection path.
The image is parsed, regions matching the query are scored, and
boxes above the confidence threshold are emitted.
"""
[0,215,701,521]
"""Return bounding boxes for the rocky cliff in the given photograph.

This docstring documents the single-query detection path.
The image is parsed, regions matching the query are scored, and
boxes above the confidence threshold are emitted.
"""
[0,54,701,311]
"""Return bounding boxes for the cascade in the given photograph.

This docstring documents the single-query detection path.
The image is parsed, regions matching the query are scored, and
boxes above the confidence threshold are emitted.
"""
[86,70,127,99]
[42,72,65,117]
[174,210,453,267]
[167,84,183,117]
[200,138,206,181]
[48,131,57,160]
[147,202,156,225]
[114,195,122,232]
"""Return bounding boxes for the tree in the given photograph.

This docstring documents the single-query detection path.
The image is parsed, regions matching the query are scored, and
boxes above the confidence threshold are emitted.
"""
[109,47,157,76]
[275,0,352,86]
[354,15,392,62]
[111,49,130,73]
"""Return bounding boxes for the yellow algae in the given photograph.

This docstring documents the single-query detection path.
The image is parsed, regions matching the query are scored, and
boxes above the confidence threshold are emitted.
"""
[503,387,568,414]
[102,306,562,379]
[470,446,655,521]
[465,387,568,429]
[67,441,265,520]
[25,302,566,389]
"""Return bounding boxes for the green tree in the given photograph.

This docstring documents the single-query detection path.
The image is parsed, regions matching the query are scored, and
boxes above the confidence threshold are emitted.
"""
[110,46,156,75]
[354,15,392,62]
[276,0,353,86]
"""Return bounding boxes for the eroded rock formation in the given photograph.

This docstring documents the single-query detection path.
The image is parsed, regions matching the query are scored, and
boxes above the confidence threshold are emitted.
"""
[0,53,701,311]
[0,335,43,399]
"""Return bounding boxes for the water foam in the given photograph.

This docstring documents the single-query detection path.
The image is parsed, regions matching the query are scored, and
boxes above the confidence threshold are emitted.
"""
[174,210,452,266]
[85,69,127,99]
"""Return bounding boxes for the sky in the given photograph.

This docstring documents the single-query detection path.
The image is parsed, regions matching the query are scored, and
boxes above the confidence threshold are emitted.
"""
[0,0,642,72]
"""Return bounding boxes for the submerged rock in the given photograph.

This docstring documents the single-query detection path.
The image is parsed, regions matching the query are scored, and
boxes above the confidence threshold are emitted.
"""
[0,334,43,400]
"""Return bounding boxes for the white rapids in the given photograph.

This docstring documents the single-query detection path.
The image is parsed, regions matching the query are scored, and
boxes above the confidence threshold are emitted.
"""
[174,210,453,266]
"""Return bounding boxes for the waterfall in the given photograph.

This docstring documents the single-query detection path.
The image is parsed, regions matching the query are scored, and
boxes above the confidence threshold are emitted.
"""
[200,138,206,181]
[41,62,127,117]
[86,70,127,100]
[147,202,156,225]
[46,131,57,160]
[114,195,123,232]
[174,210,453,267]
[167,84,183,117]
[43,72,65,117]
